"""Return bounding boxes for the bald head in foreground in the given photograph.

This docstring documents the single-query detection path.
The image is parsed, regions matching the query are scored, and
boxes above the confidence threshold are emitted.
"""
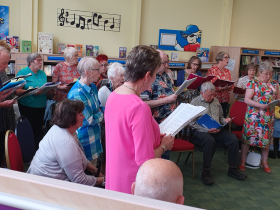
[131,158,185,205]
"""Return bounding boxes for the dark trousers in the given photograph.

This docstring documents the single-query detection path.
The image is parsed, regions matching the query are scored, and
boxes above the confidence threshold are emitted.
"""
[193,129,239,168]
[220,102,228,118]
[18,103,45,149]
[0,131,6,167]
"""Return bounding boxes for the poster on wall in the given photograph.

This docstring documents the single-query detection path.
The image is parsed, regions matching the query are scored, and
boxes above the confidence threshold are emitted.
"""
[0,6,9,40]
[158,25,202,52]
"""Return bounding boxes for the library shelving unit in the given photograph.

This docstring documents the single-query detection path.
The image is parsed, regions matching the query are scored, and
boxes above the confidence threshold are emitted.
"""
[209,46,280,104]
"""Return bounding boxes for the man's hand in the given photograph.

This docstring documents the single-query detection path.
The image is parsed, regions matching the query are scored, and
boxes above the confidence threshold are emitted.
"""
[0,99,15,108]
[224,118,231,123]
[164,94,177,104]
[208,128,220,134]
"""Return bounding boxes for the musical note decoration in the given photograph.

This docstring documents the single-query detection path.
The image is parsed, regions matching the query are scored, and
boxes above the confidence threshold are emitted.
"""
[57,8,121,32]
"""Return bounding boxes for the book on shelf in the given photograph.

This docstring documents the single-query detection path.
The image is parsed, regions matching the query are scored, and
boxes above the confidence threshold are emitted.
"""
[21,40,32,53]
[76,44,83,56]
[44,65,52,76]
[3,73,32,86]
[32,82,61,95]
[196,114,234,129]
[6,36,19,52]
[173,71,177,80]
[212,78,237,87]
[233,86,246,94]
[0,79,26,94]
[119,47,127,58]
[86,45,93,56]
[51,66,55,75]
[171,52,179,61]
[196,47,209,62]
[174,77,197,95]
[5,63,15,75]
[38,32,53,54]
[67,44,75,48]
[186,74,215,90]
[57,43,65,54]
[159,103,207,136]
[268,57,276,67]
[93,46,99,57]
[242,55,260,65]
[13,87,38,101]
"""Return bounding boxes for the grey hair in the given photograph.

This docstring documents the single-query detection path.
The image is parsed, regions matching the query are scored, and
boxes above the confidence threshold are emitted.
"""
[64,47,77,60]
[259,61,273,73]
[107,62,125,80]
[0,46,10,55]
[215,51,229,64]
[201,82,215,93]
[77,56,99,76]
[26,52,41,66]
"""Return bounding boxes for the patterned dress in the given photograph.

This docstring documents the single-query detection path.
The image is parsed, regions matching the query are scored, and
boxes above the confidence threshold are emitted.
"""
[242,78,279,148]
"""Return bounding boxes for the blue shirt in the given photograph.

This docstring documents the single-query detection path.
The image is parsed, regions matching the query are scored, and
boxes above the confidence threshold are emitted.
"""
[67,80,103,161]
[16,67,47,108]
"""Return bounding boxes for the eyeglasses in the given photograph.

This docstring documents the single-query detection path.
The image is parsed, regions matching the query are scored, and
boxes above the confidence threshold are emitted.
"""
[100,64,108,67]
[162,60,169,66]
[191,63,199,66]
[223,56,230,59]
[91,68,100,71]
[34,59,43,62]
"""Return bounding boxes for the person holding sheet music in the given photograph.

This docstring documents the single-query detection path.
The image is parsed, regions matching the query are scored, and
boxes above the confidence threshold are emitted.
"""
[190,82,247,185]
[207,51,234,117]
[234,63,257,101]
[52,47,80,102]
[240,62,280,174]
[141,49,177,160]
[15,53,48,149]
[105,46,174,194]
[0,46,17,166]
[95,54,109,90]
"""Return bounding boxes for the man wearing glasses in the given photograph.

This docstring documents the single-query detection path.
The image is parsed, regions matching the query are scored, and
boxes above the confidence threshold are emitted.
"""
[141,49,177,160]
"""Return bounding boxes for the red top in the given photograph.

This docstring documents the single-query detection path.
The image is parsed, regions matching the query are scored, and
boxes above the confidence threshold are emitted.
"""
[53,62,80,101]
[207,65,233,103]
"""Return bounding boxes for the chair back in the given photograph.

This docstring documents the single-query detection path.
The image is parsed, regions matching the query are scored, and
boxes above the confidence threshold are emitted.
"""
[230,101,247,126]
[15,116,36,163]
[5,130,24,172]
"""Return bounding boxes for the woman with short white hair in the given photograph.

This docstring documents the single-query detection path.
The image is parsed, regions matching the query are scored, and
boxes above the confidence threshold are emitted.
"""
[52,47,80,101]
[68,57,103,167]
[98,62,125,107]
[240,62,280,173]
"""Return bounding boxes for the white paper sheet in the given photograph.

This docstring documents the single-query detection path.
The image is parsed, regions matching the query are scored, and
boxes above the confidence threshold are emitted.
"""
[225,59,235,71]
[160,33,177,46]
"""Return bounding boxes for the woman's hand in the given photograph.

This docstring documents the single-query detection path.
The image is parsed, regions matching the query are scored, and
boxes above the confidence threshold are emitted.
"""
[58,84,71,91]
[259,104,269,110]
[161,134,174,151]
[0,99,16,108]
[34,90,44,95]
[0,89,13,102]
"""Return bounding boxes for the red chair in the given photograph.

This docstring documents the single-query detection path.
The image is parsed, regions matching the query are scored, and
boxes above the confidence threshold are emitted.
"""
[229,101,248,139]
[171,139,195,179]
[5,130,24,172]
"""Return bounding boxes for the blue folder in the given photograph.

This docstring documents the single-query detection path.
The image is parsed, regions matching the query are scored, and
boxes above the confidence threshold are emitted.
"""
[0,80,26,92]
[196,114,223,129]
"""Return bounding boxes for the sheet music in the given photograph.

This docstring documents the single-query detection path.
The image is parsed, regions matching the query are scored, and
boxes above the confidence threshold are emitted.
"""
[268,99,280,108]
[159,103,206,136]
[57,8,121,32]
[174,77,197,95]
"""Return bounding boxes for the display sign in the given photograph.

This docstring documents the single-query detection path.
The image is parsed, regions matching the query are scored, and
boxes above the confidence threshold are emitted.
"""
[242,49,259,54]
[264,51,280,56]
[169,63,185,67]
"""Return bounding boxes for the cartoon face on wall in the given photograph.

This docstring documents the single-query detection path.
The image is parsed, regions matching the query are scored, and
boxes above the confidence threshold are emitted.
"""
[174,24,202,52]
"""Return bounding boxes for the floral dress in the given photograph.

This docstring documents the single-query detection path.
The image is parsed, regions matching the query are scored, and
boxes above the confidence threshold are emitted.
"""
[242,78,279,148]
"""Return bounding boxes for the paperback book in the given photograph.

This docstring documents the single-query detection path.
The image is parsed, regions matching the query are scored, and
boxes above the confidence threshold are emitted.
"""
[119,47,127,58]
[38,32,53,54]
[6,36,19,52]
[22,40,32,53]
[196,48,209,62]
[76,44,83,56]
[212,79,237,87]
[174,77,197,95]
[86,45,93,56]
[57,43,65,54]
[44,65,52,76]
[93,46,99,57]
[187,74,215,90]
[196,114,234,129]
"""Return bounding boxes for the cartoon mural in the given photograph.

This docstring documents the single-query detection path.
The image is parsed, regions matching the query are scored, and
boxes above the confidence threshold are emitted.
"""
[158,24,202,52]
[0,6,9,40]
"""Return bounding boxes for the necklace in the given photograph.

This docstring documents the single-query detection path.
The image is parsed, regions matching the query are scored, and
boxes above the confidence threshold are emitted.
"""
[123,84,140,96]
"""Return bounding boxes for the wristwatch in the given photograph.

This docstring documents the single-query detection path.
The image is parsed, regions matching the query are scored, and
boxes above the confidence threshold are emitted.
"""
[101,177,105,187]
[161,145,166,153]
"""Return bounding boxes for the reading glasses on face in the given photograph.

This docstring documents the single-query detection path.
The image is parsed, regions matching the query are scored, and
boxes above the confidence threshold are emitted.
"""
[91,68,100,71]
[162,60,169,65]
[192,63,199,66]
[35,59,43,62]
[223,56,230,59]
[100,64,108,67]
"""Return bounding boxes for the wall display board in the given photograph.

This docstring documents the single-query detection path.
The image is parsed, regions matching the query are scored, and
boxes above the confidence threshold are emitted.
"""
[158,25,202,52]
[0,6,9,40]
[57,8,121,32]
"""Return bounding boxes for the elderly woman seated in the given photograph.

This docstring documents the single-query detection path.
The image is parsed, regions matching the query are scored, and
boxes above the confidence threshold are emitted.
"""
[98,62,125,107]
[27,99,104,187]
